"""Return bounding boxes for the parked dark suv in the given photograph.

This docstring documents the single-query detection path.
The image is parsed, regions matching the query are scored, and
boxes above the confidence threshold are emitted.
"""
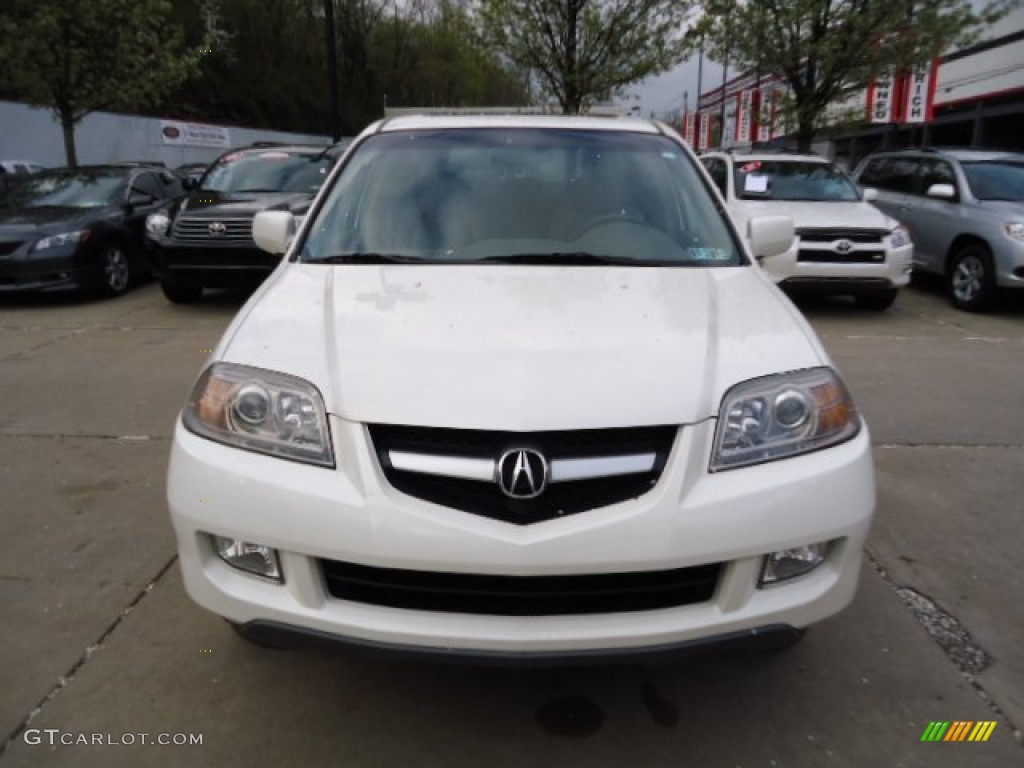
[0,165,183,296]
[853,149,1024,312]
[145,143,345,303]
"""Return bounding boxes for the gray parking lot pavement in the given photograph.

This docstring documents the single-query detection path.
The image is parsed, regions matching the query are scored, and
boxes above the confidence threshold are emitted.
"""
[1,283,1022,766]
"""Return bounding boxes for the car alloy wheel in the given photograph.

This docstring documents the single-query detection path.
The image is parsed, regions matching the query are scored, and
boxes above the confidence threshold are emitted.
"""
[949,244,995,312]
[103,245,131,294]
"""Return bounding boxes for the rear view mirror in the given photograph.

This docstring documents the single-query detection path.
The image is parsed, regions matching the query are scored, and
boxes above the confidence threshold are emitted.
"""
[253,211,295,255]
[747,216,795,260]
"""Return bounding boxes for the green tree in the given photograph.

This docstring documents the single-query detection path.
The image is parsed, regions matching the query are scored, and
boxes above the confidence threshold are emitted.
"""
[0,0,217,166]
[479,0,696,114]
[698,0,1007,151]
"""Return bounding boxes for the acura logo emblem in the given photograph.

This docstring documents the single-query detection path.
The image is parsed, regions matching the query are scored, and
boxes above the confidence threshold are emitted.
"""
[208,221,227,236]
[496,448,548,499]
[833,239,853,254]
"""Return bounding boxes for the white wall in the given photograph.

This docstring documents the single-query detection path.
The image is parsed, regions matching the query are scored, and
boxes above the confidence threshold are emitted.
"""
[0,101,333,168]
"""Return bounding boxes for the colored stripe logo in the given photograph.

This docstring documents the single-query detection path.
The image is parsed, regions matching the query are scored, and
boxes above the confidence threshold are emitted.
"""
[921,721,997,742]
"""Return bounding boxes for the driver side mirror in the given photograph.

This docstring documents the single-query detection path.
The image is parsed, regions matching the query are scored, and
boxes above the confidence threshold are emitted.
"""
[253,211,296,255]
[747,216,795,260]
[926,183,956,200]
[861,187,879,202]
[126,190,155,209]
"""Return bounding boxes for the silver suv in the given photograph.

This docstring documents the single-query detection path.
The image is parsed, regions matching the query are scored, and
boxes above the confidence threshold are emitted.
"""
[853,149,1024,312]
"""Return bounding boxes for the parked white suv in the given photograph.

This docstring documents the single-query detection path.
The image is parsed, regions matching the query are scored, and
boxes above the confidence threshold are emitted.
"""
[167,116,875,662]
[700,151,913,310]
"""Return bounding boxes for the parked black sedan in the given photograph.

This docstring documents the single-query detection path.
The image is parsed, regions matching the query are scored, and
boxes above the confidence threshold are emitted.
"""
[0,165,183,296]
[145,143,345,303]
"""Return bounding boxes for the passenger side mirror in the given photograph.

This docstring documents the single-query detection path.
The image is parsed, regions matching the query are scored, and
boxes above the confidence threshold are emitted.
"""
[926,183,956,200]
[747,216,795,260]
[861,187,879,202]
[126,190,155,209]
[253,210,295,255]
[182,177,197,191]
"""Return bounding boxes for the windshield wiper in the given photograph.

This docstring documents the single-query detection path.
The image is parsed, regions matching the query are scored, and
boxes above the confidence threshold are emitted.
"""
[306,252,432,265]
[477,252,655,266]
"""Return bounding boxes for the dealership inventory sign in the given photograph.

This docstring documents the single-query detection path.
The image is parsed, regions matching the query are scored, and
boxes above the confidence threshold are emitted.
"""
[160,120,231,148]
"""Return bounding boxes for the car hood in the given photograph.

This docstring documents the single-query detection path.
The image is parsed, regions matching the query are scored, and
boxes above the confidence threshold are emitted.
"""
[218,264,827,431]
[0,205,101,237]
[975,200,1024,218]
[730,200,897,232]
[175,191,312,218]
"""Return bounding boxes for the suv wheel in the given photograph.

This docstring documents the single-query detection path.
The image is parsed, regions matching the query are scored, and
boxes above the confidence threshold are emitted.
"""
[161,277,203,304]
[948,243,996,312]
[855,289,898,311]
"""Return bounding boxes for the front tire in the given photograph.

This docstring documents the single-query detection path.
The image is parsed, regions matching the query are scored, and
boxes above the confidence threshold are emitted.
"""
[161,277,203,304]
[855,289,898,311]
[948,243,996,312]
[98,243,131,296]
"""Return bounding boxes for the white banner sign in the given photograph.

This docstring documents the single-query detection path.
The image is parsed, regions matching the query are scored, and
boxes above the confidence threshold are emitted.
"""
[736,90,753,144]
[903,63,935,124]
[683,113,696,145]
[868,74,895,124]
[698,112,711,151]
[756,89,773,142]
[160,120,231,148]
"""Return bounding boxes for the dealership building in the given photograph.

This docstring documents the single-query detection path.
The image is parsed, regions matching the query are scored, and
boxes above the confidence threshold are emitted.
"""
[686,6,1023,167]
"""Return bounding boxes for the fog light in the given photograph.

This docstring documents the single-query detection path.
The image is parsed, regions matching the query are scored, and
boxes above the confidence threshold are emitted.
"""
[211,535,282,581]
[760,543,828,586]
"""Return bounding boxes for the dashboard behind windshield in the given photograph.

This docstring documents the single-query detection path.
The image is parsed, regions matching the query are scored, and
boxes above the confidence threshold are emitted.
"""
[734,160,860,202]
[1,173,125,208]
[201,150,332,195]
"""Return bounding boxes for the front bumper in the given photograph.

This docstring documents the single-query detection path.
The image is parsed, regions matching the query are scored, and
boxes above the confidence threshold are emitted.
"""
[764,242,913,293]
[168,416,875,658]
[147,240,280,285]
[0,250,96,292]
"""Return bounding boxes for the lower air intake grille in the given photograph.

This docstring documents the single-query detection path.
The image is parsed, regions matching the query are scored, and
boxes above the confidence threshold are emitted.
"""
[321,559,722,616]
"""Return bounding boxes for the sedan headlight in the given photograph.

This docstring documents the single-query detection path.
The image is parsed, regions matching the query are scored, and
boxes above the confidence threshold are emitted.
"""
[33,229,91,251]
[1005,221,1024,242]
[711,367,860,471]
[145,211,171,238]
[183,362,334,467]
[889,225,911,248]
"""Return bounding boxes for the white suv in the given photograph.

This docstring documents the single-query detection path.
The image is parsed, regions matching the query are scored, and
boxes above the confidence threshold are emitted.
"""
[700,152,913,310]
[167,117,875,662]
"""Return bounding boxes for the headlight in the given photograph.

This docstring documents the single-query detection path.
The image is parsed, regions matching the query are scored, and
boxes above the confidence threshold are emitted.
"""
[33,229,91,251]
[710,367,860,471]
[183,362,334,467]
[1005,222,1024,242]
[146,211,171,237]
[889,225,911,248]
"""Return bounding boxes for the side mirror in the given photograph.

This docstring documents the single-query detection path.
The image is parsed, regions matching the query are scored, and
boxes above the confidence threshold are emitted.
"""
[253,210,295,255]
[747,215,795,260]
[182,177,198,191]
[861,187,879,202]
[926,183,956,200]
[127,190,154,208]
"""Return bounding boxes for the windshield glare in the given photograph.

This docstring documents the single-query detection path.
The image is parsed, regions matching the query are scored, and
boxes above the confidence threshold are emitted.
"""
[961,161,1024,202]
[734,160,860,201]
[1,173,125,208]
[200,150,331,194]
[300,129,742,266]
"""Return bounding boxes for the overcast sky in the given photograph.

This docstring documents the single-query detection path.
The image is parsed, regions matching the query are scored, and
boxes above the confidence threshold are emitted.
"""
[625,55,727,121]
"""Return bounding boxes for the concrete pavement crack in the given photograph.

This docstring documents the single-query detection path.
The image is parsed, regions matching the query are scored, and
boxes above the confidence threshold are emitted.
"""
[0,556,179,757]
[866,549,1023,747]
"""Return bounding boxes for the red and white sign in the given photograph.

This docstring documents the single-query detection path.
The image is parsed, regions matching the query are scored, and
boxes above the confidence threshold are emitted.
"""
[756,88,773,142]
[736,90,753,144]
[683,113,696,145]
[698,112,711,151]
[866,73,896,124]
[903,60,939,124]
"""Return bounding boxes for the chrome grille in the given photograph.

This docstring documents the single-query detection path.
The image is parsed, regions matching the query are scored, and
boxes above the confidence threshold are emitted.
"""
[796,228,886,244]
[171,216,252,243]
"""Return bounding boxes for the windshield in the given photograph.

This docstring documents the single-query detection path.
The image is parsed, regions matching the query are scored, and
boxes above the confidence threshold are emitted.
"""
[200,150,332,194]
[0,172,125,208]
[734,160,860,201]
[961,160,1024,202]
[300,128,742,266]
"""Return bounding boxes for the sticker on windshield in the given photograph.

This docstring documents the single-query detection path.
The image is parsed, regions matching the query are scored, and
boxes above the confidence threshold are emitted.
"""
[744,174,769,193]
[661,151,679,159]
[687,247,731,261]
[258,152,290,160]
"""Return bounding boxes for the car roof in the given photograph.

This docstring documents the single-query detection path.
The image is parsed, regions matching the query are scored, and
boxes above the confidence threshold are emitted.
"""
[377,114,662,134]
[867,148,1024,163]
